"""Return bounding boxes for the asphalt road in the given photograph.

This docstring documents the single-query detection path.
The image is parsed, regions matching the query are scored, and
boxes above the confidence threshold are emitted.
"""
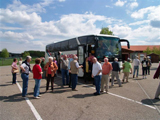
[0,63,160,120]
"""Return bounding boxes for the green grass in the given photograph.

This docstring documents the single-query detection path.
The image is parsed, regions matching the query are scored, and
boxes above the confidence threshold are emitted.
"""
[0,58,36,66]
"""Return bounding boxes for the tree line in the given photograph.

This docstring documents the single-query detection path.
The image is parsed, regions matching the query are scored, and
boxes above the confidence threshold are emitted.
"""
[0,48,45,58]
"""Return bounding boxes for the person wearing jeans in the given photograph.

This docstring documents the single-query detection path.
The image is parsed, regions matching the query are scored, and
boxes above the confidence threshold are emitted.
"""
[21,73,29,97]
[133,56,140,78]
[92,57,102,95]
[11,58,18,84]
[71,74,78,90]
[70,56,83,91]
[61,69,69,85]
[94,75,102,95]
[59,54,69,86]
[32,58,43,99]
[20,56,32,97]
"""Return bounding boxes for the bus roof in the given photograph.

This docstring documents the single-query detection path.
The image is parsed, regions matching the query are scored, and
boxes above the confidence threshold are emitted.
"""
[47,34,119,46]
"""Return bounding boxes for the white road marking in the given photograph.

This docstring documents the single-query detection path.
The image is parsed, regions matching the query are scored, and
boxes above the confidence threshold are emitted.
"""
[78,82,156,110]
[16,81,43,120]
[135,80,160,113]
[57,75,156,110]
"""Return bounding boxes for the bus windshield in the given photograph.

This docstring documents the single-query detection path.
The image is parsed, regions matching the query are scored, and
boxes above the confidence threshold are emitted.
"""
[96,36,122,60]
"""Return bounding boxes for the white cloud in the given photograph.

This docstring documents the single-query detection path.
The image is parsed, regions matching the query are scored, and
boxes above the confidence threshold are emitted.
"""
[0,9,41,26]
[130,5,160,28]
[128,1,138,9]
[0,26,23,30]
[105,5,113,8]
[114,0,127,7]
[109,25,132,38]
[131,6,159,19]
[0,31,34,43]
[0,1,159,53]
[58,0,66,2]
[7,0,53,13]
[129,20,149,26]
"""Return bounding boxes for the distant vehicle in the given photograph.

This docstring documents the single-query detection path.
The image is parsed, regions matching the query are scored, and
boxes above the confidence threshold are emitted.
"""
[45,34,130,77]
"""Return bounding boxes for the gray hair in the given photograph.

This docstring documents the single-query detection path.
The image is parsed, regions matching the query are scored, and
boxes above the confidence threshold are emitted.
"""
[48,57,53,60]
[114,58,118,61]
[26,56,32,60]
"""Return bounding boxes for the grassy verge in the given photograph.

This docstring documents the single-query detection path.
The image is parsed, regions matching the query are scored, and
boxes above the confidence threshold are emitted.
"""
[0,58,36,66]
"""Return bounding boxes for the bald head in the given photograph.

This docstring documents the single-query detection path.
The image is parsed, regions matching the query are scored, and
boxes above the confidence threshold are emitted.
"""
[104,58,108,63]
[92,57,97,63]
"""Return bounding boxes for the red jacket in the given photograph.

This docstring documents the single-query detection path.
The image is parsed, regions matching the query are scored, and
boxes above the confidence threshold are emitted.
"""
[32,64,42,79]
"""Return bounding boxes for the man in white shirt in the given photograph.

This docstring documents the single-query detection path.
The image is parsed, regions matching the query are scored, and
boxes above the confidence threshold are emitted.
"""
[133,56,140,78]
[92,57,102,95]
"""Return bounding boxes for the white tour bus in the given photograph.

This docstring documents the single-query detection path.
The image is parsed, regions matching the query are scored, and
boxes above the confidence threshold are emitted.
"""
[45,34,130,77]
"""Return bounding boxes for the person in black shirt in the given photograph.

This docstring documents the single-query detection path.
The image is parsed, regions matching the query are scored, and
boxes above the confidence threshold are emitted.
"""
[141,57,148,79]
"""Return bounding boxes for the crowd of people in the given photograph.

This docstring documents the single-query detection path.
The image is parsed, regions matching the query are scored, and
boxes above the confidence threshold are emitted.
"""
[11,54,160,99]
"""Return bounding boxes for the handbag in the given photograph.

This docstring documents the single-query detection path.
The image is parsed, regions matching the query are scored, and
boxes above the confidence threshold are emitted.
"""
[13,68,19,73]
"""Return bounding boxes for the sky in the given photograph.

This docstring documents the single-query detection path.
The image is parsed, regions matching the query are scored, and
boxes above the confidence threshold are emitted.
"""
[0,0,160,53]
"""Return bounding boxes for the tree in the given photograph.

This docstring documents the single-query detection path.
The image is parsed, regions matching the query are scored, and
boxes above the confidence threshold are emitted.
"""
[143,47,152,55]
[22,51,30,58]
[0,48,9,58]
[100,27,113,35]
[143,46,160,59]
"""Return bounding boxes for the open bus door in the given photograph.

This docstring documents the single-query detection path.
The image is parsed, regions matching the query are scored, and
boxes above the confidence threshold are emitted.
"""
[77,45,86,65]
[88,44,96,57]
[77,45,86,77]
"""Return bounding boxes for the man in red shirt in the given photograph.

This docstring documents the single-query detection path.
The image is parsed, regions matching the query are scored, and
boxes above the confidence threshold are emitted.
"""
[32,58,43,99]
[101,58,112,93]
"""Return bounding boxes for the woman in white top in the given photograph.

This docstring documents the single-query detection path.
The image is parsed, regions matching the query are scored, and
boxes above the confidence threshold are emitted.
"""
[20,56,32,97]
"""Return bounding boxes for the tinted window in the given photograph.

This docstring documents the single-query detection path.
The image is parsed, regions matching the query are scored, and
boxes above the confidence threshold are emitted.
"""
[54,42,61,51]
[61,40,69,51]
[69,38,78,49]
[87,36,95,44]
[78,37,87,44]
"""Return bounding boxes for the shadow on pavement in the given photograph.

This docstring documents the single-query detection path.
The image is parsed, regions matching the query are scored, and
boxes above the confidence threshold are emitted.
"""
[67,93,94,99]
[0,93,25,102]
[150,68,158,70]
[141,98,160,106]
[0,84,13,87]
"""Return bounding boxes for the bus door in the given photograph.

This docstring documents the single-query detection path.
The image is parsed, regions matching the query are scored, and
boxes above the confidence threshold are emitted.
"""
[77,45,86,65]
[88,44,96,57]
[77,45,86,77]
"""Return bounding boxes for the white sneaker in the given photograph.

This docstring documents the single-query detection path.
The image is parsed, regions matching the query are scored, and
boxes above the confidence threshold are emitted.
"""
[34,97,40,99]
[38,95,42,97]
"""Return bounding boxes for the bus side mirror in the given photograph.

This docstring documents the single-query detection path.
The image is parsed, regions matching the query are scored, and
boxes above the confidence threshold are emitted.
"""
[119,39,130,49]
